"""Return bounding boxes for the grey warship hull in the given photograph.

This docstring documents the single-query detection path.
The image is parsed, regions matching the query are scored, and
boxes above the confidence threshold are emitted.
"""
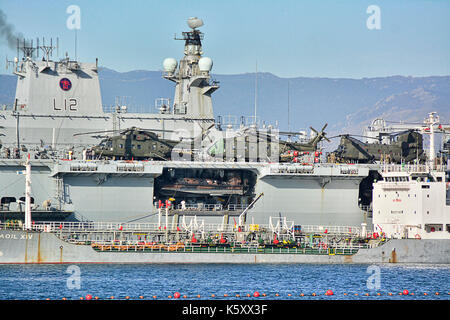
[0,158,373,226]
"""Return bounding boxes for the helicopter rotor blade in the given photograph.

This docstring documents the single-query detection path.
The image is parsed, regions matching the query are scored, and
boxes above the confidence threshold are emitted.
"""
[309,127,318,134]
[73,129,122,137]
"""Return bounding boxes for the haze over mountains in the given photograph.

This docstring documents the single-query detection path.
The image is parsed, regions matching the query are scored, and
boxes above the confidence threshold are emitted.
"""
[1,68,449,147]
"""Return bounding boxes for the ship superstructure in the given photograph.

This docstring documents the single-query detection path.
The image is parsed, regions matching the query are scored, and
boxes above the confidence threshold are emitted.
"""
[0,20,217,156]
[373,163,450,240]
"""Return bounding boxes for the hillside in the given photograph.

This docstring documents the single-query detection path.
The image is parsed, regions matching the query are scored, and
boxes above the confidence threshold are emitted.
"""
[1,69,449,142]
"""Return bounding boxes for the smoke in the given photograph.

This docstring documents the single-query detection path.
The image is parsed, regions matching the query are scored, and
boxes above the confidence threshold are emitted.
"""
[0,9,24,49]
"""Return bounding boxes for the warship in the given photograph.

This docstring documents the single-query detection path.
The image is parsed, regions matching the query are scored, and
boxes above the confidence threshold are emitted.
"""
[0,18,449,264]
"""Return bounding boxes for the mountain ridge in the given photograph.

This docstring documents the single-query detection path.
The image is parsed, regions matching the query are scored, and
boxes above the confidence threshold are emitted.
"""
[1,69,449,141]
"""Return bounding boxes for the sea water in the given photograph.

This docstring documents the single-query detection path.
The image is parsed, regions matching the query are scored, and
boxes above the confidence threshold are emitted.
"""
[0,263,449,300]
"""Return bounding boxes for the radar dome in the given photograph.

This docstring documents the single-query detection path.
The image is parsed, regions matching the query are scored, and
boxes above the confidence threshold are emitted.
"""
[163,58,177,73]
[187,17,204,29]
[198,57,213,72]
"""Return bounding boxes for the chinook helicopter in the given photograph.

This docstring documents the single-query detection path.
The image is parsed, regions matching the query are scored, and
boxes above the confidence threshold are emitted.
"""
[76,127,186,160]
[206,123,330,162]
[328,129,425,164]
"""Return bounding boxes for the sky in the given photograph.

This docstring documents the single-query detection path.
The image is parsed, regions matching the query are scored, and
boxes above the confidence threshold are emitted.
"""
[0,0,449,78]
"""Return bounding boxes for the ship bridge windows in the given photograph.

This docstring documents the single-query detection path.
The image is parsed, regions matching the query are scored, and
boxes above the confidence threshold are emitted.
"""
[385,176,409,182]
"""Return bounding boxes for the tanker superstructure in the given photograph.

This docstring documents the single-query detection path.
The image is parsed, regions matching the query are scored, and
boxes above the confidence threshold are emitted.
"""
[0,18,375,228]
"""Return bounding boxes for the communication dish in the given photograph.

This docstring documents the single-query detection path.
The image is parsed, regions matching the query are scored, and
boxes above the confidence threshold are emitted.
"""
[163,58,178,73]
[198,57,213,72]
[187,17,204,29]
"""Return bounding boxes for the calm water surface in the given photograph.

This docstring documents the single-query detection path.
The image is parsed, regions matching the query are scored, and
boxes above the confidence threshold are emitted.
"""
[0,263,449,300]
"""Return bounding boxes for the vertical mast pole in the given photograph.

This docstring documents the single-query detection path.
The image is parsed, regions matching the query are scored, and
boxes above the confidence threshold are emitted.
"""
[165,201,169,242]
[254,60,258,125]
[25,154,32,230]
[287,80,290,132]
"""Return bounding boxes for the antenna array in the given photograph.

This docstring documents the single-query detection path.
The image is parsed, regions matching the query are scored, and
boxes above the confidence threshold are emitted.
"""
[15,37,59,60]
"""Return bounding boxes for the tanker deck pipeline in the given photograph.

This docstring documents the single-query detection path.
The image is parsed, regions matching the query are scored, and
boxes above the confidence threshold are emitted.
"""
[0,220,380,256]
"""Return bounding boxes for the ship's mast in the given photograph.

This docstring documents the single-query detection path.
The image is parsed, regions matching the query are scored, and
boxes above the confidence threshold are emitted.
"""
[424,112,440,165]
[162,18,218,125]
[24,154,32,230]
[254,60,258,125]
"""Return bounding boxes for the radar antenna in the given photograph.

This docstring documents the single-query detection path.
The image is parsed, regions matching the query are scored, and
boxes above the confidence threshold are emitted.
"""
[17,38,37,58]
[38,37,59,62]
[174,17,204,55]
[15,37,59,61]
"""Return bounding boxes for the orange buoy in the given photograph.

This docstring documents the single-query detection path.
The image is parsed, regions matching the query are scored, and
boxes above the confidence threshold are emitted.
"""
[288,293,292,297]
[110,296,115,299]
[152,295,157,299]
[211,294,216,298]
[85,294,92,300]
[168,295,172,299]
[365,293,369,296]
[125,296,130,300]
[183,295,187,299]
[224,294,228,297]
[236,294,240,297]
[275,293,279,297]
[246,293,251,297]
[300,293,304,297]
[435,292,439,295]
[253,291,260,298]
[262,293,266,297]
[424,293,428,296]
[197,294,201,298]
[174,292,181,299]
[139,295,144,299]
[62,297,67,300]
[312,293,316,296]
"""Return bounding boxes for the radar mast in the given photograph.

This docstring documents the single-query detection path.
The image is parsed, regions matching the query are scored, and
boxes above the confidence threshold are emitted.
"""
[161,18,218,122]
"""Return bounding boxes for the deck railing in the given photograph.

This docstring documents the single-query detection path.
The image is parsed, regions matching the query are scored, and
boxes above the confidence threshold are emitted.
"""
[382,164,448,173]
[173,203,247,211]
[86,242,375,254]
[0,221,372,238]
